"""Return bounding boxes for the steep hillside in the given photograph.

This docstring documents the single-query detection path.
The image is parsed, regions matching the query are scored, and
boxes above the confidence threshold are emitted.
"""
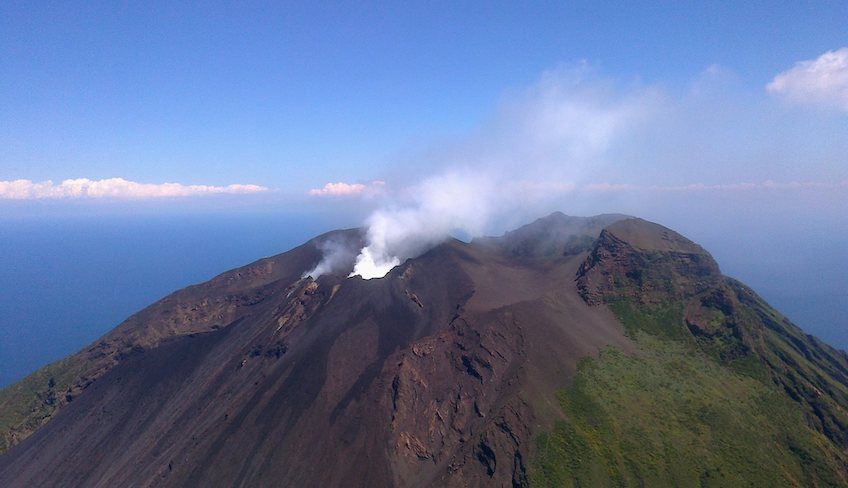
[0,228,361,452]
[532,218,848,486]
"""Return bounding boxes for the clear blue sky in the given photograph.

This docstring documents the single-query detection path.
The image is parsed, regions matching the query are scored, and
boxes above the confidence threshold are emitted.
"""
[2,1,846,193]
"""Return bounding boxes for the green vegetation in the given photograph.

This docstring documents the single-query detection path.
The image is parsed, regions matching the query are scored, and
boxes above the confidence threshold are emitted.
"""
[607,300,688,341]
[531,301,848,487]
[0,355,85,452]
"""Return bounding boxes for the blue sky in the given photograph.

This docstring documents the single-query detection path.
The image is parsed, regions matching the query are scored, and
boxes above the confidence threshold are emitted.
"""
[2,1,846,197]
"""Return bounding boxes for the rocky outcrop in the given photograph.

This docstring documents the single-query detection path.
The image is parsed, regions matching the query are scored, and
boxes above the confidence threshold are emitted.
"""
[577,218,721,306]
[386,308,530,487]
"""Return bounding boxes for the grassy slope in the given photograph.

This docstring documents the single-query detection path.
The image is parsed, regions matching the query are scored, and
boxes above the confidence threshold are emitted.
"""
[0,356,85,452]
[531,301,848,487]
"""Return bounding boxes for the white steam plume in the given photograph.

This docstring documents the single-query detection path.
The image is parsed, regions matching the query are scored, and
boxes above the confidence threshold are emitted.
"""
[303,237,359,279]
[313,60,846,280]
[350,170,497,278]
[341,65,656,279]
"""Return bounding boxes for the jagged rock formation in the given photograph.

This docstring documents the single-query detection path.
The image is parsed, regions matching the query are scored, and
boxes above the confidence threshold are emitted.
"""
[1,214,847,487]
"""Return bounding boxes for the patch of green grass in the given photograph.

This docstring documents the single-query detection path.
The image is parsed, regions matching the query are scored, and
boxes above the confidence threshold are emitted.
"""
[531,333,848,487]
[607,299,688,342]
[0,355,86,452]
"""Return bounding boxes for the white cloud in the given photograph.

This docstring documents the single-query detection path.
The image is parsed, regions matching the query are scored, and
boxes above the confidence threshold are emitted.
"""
[308,180,386,197]
[0,178,268,200]
[308,182,365,196]
[766,47,848,111]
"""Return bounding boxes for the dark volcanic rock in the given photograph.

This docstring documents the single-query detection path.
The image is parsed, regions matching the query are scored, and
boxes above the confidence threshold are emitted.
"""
[0,214,633,487]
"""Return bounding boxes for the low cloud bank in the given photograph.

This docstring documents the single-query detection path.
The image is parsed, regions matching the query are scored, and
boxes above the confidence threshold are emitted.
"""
[584,180,848,193]
[0,178,268,200]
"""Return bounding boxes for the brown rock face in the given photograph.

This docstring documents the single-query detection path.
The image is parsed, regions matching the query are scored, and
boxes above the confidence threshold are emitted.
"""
[577,218,722,306]
[0,213,633,487]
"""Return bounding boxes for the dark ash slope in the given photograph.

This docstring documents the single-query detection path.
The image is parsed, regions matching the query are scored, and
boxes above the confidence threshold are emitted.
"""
[1,213,632,487]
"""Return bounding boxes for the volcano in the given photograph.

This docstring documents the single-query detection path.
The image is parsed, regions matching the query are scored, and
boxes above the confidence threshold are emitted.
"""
[1,213,847,487]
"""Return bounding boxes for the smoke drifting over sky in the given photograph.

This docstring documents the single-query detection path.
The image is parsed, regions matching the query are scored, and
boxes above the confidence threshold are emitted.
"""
[308,56,847,279]
[311,65,656,278]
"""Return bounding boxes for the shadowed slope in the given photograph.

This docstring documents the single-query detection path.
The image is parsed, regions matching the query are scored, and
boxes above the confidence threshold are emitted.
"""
[0,228,362,452]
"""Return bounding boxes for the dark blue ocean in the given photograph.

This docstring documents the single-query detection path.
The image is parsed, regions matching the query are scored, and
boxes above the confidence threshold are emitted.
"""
[1,213,846,387]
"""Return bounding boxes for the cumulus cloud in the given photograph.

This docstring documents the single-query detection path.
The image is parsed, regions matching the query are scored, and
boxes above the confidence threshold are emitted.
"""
[766,47,848,111]
[308,180,386,197]
[0,178,268,200]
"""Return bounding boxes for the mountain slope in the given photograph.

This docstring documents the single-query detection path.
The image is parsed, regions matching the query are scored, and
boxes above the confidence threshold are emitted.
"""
[577,219,848,453]
[0,228,361,453]
[0,213,632,486]
[1,214,847,487]
[533,218,848,486]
